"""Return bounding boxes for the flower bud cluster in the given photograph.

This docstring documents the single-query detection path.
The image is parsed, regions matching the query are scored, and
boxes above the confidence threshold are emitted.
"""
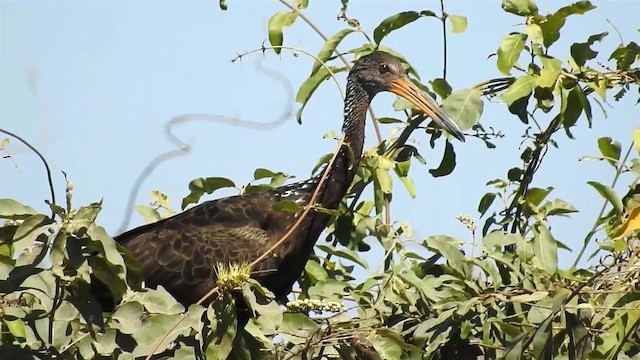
[215,263,251,291]
[286,298,344,314]
[456,214,477,232]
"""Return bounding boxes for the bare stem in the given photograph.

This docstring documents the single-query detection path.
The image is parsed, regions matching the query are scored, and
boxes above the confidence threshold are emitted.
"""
[0,128,56,219]
[573,142,635,266]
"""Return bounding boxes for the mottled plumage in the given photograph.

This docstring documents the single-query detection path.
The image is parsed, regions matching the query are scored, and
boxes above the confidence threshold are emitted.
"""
[97,51,465,308]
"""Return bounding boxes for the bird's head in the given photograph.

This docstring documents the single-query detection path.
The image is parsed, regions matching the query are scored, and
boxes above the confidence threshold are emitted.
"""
[350,51,465,142]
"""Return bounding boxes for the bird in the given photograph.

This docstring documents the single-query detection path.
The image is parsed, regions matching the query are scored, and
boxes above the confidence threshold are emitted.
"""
[96,51,465,309]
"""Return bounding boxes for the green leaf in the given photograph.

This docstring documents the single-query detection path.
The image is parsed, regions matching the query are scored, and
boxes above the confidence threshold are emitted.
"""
[424,235,468,277]
[267,11,298,54]
[2,318,26,340]
[501,75,536,106]
[533,224,558,275]
[0,199,38,220]
[478,193,497,217]
[505,333,527,360]
[526,23,544,44]
[536,2,596,48]
[597,137,622,166]
[537,55,562,88]
[12,214,53,253]
[296,66,347,123]
[135,205,161,224]
[609,41,640,71]
[526,187,554,206]
[279,313,319,345]
[304,259,328,282]
[397,173,416,198]
[294,0,308,9]
[182,177,236,209]
[555,0,596,17]
[633,128,640,155]
[502,0,538,16]
[540,199,579,217]
[111,302,144,334]
[429,141,456,178]
[570,32,608,66]
[218,0,227,10]
[497,33,527,75]
[370,329,404,359]
[317,244,368,269]
[312,29,354,75]
[129,286,185,315]
[566,311,591,360]
[531,314,554,359]
[271,201,304,213]
[587,181,623,214]
[441,88,484,131]
[431,78,452,99]
[307,279,348,299]
[511,291,549,302]
[204,296,238,360]
[374,168,393,194]
[448,15,467,33]
[483,231,524,249]
[374,11,422,44]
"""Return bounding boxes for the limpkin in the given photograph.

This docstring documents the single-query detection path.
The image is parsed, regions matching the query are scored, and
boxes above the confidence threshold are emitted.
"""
[98,51,465,308]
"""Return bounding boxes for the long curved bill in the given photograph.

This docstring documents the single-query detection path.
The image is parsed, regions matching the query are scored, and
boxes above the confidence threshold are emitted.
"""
[390,77,465,142]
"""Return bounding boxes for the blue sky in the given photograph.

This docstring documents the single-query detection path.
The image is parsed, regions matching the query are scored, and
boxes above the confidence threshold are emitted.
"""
[1,1,638,269]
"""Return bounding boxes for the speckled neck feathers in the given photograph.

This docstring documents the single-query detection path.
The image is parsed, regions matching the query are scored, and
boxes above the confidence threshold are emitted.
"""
[313,74,370,209]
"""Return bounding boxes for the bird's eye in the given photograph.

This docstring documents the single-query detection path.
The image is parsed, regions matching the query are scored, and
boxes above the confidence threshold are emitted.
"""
[379,63,390,74]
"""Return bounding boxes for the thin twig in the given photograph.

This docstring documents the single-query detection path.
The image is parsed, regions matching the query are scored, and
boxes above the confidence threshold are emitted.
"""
[0,128,56,219]
[439,0,448,80]
[573,142,635,266]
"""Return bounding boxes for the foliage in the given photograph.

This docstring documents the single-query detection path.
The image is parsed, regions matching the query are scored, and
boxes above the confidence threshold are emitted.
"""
[2,0,640,359]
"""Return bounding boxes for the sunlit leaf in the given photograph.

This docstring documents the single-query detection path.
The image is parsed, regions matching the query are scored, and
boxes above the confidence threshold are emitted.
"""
[374,11,422,44]
[441,88,484,131]
[182,177,236,209]
[267,11,298,54]
[135,205,161,224]
[502,0,538,16]
[317,244,368,269]
[448,15,467,33]
[0,199,38,220]
[597,137,622,166]
[587,181,623,215]
[511,291,549,302]
[296,66,347,123]
[502,75,536,106]
[497,33,527,75]
[537,55,562,88]
[533,223,558,275]
[312,29,354,75]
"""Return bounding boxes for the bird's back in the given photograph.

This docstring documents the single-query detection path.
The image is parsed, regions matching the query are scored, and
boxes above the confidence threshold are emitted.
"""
[111,177,328,305]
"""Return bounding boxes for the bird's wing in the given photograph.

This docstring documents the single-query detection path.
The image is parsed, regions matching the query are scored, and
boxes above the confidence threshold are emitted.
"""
[114,192,291,303]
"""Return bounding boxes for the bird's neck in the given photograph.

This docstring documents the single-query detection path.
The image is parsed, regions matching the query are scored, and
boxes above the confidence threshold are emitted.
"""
[317,79,370,208]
